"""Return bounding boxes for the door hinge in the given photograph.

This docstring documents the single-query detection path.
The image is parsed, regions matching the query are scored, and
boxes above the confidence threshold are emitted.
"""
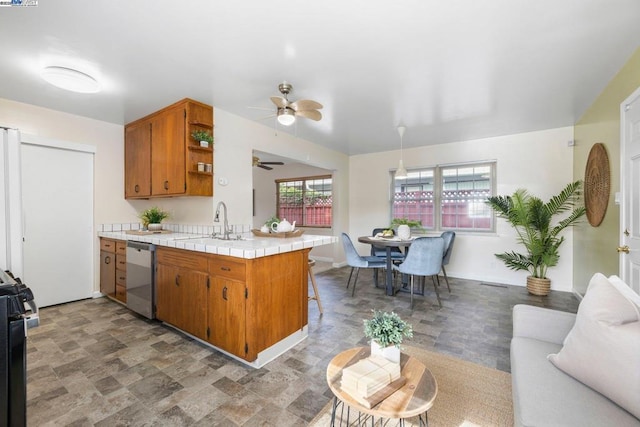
[184,109,187,118]
[207,277,210,289]
[245,343,248,354]
[206,327,210,338]
[184,183,187,191]
[245,288,248,299]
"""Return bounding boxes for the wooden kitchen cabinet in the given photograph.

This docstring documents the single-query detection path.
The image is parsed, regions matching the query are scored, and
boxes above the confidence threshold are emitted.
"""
[156,248,208,340]
[208,257,247,358]
[124,98,214,199]
[155,246,309,363]
[115,241,127,303]
[124,120,152,198]
[99,238,116,299]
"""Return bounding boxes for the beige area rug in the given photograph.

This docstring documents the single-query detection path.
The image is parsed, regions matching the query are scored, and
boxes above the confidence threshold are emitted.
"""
[310,347,513,427]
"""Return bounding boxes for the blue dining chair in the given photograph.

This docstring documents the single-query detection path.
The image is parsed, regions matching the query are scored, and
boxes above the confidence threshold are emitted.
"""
[393,236,445,309]
[440,231,456,293]
[341,233,386,296]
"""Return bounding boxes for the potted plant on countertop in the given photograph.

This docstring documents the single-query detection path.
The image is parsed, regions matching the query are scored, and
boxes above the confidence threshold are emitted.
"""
[485,180,586,296]
[139,206,170,231]
[364,309,413,363]
[391,218,423,239]
[191,130,214,148]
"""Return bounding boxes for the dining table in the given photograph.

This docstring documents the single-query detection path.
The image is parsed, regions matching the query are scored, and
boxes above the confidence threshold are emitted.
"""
[358,235,414,296]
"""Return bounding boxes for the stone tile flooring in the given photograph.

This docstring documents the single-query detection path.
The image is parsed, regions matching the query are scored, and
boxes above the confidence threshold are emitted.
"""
[26,267,579,426]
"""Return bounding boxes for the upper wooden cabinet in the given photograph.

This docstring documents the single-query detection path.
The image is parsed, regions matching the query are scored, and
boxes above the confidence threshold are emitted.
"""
[124,98,213,199]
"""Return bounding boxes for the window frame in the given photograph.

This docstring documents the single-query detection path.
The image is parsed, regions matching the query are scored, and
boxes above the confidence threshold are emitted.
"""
[390,161,496,233]
[276,174,333,228]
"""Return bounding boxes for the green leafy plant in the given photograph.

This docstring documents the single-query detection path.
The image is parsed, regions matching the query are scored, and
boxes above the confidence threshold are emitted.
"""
[485,180,586,279]
[191,130,214,144]
[363,310,413,348]
[264,216,280,227]
[138,206,170,227]
[391,218,423,229]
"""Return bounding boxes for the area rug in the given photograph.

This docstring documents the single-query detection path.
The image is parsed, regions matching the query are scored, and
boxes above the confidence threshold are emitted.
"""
[309,347,513,427]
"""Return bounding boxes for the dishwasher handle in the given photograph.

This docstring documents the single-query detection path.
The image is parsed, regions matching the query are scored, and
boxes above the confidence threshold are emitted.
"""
[127,241,156,252]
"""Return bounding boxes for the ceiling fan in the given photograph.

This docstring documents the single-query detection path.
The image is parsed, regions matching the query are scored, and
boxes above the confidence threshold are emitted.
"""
[252,156,284,170]
[270,82,323,126]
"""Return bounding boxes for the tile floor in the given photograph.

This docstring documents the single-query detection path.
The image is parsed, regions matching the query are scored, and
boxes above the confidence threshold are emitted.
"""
[26,267,579,426]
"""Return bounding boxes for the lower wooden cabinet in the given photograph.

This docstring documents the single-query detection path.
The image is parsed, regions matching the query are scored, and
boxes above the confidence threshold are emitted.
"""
[208,276,246,357]
[155,246,309,362]
[100,239,116,299]
[156,258,208,340]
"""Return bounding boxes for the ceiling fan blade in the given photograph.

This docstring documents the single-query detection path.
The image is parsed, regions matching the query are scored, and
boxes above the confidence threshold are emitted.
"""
[260,161,284,165]
[290,99,323,111]
[257,164,273,170]
[270,96,287,108]
[296,109,322,121]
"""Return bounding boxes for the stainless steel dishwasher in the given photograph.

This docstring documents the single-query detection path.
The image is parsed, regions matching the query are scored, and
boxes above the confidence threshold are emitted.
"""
[126,241,156,319]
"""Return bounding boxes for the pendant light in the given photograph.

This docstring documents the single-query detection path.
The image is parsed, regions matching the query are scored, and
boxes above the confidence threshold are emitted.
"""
[395,125,408,179]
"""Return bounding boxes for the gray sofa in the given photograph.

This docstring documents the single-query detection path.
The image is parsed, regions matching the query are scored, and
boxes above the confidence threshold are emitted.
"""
[511,304,640,426]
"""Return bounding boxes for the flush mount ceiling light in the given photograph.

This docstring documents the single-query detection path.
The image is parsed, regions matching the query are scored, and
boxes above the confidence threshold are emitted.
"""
[395,125,408,179]
[277,107,296,126]
[41,66,101,93]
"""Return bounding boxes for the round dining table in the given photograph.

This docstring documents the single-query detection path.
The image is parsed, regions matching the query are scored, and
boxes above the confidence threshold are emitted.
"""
[358,236,414,296]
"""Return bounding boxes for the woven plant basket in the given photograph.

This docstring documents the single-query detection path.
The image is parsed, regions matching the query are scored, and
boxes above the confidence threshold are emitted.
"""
[527,276,551,296]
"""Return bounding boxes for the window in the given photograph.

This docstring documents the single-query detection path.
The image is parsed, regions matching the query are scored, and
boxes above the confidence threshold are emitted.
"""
[391,162,495,232]
[276,175,332,227]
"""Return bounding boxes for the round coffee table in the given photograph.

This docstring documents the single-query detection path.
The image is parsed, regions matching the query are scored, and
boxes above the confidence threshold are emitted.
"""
[326,346,438,426]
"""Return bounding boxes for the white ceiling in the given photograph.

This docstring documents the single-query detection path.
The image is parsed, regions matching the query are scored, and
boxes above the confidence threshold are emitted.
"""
[1,1,639,155]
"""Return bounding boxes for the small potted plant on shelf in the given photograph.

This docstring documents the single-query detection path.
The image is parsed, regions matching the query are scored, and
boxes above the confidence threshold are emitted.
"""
[363,310,413,363]
[139,206,170,231]
[191,130,214,147]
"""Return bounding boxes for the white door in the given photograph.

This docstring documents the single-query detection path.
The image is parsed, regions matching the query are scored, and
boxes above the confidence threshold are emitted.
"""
[620,86,640,293]
[21,140,94,307]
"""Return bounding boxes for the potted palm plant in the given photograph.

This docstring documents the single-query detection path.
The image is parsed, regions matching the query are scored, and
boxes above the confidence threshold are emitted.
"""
[363,310,413,363]
[485,180,586,296]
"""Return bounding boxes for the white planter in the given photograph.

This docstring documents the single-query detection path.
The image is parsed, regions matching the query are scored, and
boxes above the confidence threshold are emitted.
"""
[371,340,401,364]
[397,224,411,240]
[147,223,163,231]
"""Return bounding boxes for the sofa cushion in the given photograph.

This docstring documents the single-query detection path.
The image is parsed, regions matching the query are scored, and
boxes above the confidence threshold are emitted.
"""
[512,337,640,427]
[548,273,640,420]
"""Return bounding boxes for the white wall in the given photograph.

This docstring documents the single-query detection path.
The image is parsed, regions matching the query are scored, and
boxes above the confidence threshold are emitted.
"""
[349,127,576,291]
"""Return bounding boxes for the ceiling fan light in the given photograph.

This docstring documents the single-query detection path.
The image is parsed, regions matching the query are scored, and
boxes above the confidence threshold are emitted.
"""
[41,66,101,93]
[395,160,408,179]
[277,108,296,126]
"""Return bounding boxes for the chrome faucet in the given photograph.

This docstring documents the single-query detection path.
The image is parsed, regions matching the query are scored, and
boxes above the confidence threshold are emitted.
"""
[214,201,232,240]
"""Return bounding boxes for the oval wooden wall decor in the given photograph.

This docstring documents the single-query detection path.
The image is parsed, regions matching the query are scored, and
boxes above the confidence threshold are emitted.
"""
[584,143,610,227]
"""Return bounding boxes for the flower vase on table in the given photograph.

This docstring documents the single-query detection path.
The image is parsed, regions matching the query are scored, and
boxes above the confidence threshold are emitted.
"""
[397,224,411,240]
[370,340,401,363]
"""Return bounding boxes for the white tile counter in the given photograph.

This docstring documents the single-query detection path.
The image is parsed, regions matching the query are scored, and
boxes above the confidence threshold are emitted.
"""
[97,230,337,259]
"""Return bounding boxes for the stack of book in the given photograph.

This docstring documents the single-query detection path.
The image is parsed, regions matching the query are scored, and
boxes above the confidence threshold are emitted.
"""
[340,355,405,408]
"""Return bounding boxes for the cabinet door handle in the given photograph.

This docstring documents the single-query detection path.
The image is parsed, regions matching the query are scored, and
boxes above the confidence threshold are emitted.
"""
[105,256,111,264]
[164,180,169,190]
[134,184,140,193]
[175,274,180,286]
[221,266,231,272]
[222,286,228,300]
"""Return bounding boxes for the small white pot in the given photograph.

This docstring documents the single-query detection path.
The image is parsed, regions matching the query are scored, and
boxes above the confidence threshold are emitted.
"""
[199,140,209,147]
[147,223,163,231]
[370,340,400,364]
[397,224,411,240]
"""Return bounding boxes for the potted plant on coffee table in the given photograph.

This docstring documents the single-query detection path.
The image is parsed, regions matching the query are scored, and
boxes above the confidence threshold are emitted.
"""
[485,180,586,296]
[139,206,170,231]
[363,310,413,363]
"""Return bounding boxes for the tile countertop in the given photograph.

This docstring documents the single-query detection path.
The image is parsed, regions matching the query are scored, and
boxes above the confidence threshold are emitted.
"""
[98,231,337,260]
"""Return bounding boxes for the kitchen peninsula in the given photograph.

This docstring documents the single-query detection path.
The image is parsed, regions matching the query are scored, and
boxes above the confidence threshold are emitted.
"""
[98,227,336,368]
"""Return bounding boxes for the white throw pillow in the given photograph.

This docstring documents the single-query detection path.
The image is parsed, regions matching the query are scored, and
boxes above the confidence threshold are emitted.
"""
[548,273,640,419]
